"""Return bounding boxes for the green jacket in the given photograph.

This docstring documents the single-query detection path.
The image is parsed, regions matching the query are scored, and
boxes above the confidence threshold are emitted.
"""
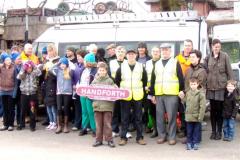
[91,74,115,112]
[184,89,206,122]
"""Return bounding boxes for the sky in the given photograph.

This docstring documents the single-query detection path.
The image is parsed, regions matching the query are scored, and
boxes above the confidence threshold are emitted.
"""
[0,0,150,13]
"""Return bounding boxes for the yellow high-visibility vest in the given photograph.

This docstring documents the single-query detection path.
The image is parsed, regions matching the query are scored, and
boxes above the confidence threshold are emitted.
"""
[154,58,179,95]
[109,59,126,79]
[120,61,144,101]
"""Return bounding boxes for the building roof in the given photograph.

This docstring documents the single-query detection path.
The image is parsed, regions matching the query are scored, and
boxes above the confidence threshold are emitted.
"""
[206,10,237,25]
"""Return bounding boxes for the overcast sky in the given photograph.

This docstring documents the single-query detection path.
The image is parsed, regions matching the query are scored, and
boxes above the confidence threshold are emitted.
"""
[0,0,150,13]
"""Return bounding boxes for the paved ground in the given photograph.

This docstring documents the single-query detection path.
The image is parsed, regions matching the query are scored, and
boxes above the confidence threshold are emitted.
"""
[0,114,240,160]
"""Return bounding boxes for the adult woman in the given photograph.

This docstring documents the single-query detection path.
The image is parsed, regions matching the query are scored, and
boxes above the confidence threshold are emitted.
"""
[204,39,233,140]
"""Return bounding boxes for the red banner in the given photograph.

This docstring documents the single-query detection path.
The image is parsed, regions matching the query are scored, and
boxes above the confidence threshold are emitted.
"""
[76,85,130,101]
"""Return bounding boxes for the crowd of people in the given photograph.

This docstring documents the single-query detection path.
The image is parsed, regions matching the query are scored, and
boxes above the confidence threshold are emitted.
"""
[0,39,238,150]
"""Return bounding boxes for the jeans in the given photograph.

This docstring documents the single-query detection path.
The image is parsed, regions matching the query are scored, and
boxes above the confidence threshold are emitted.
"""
[223,118,235,140]
[186,122,201,144]
[120,100,143,141]
[0,96,3,117]
[47,105,57,123]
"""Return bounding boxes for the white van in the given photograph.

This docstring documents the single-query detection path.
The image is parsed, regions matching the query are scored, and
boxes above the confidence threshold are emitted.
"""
[33,11,209,58]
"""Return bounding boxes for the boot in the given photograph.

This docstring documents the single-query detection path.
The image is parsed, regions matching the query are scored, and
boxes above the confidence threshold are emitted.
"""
[63,116,69,133]
[55,115,62,134]
[150,123,158,138]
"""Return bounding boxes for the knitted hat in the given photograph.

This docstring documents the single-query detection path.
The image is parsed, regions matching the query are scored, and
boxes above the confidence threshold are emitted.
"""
[84,53,96,63]
[59,57,69,66]
[1,52,11,62]
[42,47,47,55]
[23,60,35,71]
[11,52,20,61]
[67,47,75,53]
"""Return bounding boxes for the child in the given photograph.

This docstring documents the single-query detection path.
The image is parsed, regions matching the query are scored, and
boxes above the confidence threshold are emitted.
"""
[51,57,73,134]
[91,62,116,148]
[222,80,238,141]
[0,53,18,131]
[180,78,206,150]
[78,53,97,136]
[17,60,42,131]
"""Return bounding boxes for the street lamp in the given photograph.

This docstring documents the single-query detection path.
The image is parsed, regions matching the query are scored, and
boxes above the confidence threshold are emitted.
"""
[25,0,29,44]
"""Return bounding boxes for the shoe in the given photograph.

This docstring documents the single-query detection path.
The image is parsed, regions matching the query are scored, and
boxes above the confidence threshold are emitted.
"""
[168,140,177,145]
[50,123,57,130]
[92,141,103,147]
[41,121,49,126]
[118,139,127,146]
[112,132,119,138]
[30,128,36,132]
[55,126,62,134]
[8,126,14,131]
[215,132,222,140]
[46,123,52,130]
[71,127,78,131]
[92,132,96,137]
[193,143,199,150]
[108,141,116,148]
[0,126,8,131]
[150,130,158,138]
[126,132,132,139]
[181,137,187,144]
[145,127,152,133]
[17,125,25,130]
[157,138,166,144]
[227,137,233,141]
[210,133,216,140]
[178,131,186,138]
[137,138,147,145]
[223,137,229,141]
[79,129,87,136]
[186,143,192,150]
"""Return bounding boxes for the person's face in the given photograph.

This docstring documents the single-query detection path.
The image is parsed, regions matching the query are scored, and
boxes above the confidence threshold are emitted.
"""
[126,52,137,63]
[25,46,32,56]
[190,81,199,91]
[47,49,55,58]
[15,57,22,65]
[26,67,33,73]
[116,48,126,61]
[138,48,146,55]
[107,48,115,57]
[60,63,67,70]
[77,54,84,64]
[66,50,74,58]
[98,67,107,77]
[4,58,12,66]
[151,48,160,60]
[189,53,199,66]
[227,83,235,93]
[212,43,221,54]
[183,41,193,55]
[161,48,171,60]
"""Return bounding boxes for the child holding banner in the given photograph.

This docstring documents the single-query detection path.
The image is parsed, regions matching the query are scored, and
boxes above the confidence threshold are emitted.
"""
[91,62,116,147]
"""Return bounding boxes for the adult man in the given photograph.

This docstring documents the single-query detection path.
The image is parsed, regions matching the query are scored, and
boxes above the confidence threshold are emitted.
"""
[145,46,161,138]
[20,43,39,65]
[106,43,116,63]
[115,50,147,146]
[109,46,126,137]
[150,43,184,145]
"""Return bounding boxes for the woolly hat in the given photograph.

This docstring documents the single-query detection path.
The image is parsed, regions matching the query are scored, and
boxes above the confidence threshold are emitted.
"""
[59,57,69,66]
[67,47,75,53]
[42,47,47,55]
[1,52,11,62]
[11,52,20,61]
[23,60,35,71]
[84,53,96,63]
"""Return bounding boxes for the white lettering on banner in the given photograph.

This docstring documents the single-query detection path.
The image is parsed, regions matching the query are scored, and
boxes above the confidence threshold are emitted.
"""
[76,85,129,101]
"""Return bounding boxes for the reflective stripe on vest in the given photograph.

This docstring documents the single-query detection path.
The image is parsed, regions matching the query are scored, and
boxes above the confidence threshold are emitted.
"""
[154,58,179,95]
[145,59,154,88]
[120,61,144,101]
[109,59,126,79]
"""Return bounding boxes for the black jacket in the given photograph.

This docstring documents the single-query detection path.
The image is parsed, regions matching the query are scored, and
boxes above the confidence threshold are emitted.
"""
[223,90,238,119]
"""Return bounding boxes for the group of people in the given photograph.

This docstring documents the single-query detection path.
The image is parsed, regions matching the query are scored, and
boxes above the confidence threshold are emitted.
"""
[0,39,238,150]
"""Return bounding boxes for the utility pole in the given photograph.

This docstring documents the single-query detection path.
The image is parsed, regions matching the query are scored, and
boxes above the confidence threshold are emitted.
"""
[25,0,29,44]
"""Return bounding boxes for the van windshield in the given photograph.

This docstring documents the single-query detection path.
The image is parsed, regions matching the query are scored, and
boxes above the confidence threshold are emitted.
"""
[221,42,240,63]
